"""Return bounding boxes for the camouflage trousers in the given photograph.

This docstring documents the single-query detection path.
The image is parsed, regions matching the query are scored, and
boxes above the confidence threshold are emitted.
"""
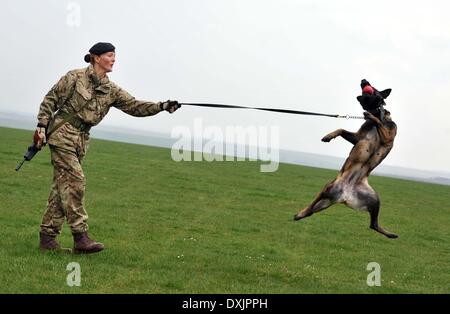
[40,142,89,236]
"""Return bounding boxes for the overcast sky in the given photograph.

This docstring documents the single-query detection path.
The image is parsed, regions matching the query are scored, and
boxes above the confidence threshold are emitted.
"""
[1,0,449,173]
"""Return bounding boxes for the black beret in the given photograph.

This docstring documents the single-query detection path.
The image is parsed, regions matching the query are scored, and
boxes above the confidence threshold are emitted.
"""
[84,42,115,63]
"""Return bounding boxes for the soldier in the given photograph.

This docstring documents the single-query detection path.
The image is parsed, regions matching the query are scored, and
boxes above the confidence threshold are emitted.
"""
[35,42,181,253]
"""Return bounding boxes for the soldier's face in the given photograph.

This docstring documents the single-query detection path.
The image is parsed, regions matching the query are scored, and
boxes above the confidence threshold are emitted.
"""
[96,52,115,73]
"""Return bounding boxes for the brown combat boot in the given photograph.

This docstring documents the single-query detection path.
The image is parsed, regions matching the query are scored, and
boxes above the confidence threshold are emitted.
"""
[39,232,60,251]
[73,232,104,254]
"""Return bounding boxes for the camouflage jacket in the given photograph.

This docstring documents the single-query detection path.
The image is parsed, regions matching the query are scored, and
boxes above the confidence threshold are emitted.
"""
[37,65,164,150]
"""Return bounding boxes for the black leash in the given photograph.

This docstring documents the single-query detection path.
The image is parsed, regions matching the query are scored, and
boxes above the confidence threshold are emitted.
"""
[180,103,364,119]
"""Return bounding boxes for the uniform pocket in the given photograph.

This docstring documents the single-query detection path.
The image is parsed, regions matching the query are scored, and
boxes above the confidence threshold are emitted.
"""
[69,80,92,112]
[84,93,112,123]
[77,132,90,162]
[76,80,91,100]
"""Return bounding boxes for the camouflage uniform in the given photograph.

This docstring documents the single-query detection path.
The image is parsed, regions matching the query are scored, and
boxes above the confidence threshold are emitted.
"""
[38,65,164,236]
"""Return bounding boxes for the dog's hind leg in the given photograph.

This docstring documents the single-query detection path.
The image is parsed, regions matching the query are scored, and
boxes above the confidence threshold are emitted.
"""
[350,182,398,239]
[293,196,333,221]
[368,200,398,239]
[294,181,340,221]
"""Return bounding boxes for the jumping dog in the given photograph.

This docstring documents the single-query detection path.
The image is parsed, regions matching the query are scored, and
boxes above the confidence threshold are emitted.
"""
[294,80,398,238]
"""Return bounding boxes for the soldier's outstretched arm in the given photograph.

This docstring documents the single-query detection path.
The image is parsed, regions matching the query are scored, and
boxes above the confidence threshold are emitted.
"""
[112,84,180,117]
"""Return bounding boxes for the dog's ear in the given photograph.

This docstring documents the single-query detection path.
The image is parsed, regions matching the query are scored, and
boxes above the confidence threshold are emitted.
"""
[379,89,391,99]
[356,96,364,108]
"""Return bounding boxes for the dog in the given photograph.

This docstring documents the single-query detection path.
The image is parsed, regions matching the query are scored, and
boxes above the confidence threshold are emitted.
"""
[294,79,398,238]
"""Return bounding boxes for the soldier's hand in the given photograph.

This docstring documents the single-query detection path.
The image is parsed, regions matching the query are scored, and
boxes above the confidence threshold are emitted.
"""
[33,126,47,149]
[161,100,181,113]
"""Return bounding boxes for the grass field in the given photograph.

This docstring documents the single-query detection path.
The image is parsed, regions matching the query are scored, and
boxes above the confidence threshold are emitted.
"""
[0,126,449,294]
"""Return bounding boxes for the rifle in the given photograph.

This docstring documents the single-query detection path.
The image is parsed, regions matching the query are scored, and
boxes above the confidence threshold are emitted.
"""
[15,144,41,171]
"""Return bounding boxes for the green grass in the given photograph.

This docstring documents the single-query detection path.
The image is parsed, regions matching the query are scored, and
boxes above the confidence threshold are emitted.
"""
[0,126,449,293]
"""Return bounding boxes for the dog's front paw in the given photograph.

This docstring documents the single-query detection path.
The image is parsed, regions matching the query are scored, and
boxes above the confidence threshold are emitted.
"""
[364,111,375,120]
[321,135,334,142]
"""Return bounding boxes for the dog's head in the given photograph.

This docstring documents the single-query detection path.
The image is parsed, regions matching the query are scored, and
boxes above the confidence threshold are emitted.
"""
[356,79,391,112]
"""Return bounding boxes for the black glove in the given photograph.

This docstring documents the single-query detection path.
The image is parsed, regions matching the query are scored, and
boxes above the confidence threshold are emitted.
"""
[161,100,181,113]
